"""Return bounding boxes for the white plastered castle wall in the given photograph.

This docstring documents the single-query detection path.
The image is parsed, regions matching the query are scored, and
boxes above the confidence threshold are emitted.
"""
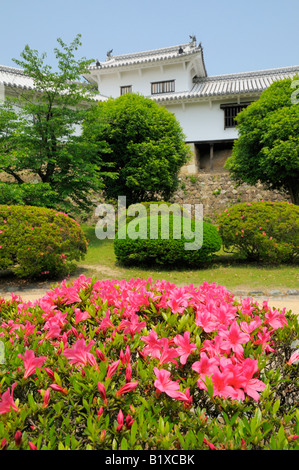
[0,84,5,102]
[162,99,239,143]
[94,61,194,99]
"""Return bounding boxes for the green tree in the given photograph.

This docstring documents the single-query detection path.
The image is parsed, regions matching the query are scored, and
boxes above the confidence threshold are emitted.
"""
[0,34,110,215]
[225,77,299,204]
[83,93,190,205]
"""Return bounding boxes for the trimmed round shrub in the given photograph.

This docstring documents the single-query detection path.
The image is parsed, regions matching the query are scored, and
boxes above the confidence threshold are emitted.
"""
[114,213,222,267]
[0,205,87,278]
[0,275,298,450]
[217,201,299,263]
[115,200,190,232]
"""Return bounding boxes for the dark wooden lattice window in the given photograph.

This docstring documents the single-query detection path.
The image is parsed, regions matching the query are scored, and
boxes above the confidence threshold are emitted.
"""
[151,80,175,94]
[220,103,251,128]
[120,85,132,95]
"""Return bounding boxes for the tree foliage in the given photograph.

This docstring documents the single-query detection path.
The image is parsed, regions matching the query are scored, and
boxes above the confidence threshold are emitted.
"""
[83,93,190,205]
[0,35,110,215]
[225,77,299,204]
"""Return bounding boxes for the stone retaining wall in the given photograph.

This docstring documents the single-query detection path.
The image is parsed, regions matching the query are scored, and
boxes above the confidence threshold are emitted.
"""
[170,171,289,222]
[1,168,290,224]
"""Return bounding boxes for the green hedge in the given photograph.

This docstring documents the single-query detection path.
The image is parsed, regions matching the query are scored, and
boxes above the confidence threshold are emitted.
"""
[0,205,87,278]
[217,201,299,263]
[115,201,190,232]
[114,213,221,267]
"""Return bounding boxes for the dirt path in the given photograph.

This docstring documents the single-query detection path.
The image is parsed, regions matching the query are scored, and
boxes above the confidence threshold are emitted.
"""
[1,281,298,316]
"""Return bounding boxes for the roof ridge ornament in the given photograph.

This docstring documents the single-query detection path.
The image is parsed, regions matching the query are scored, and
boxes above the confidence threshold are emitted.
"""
[106,49,113,61]
[189,35,197,46]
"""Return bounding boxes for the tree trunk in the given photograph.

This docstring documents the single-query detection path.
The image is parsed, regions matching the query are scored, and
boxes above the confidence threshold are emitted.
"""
[288,184,299,205]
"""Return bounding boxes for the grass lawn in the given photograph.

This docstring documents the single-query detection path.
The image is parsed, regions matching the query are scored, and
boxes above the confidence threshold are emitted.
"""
[77,225,299,292]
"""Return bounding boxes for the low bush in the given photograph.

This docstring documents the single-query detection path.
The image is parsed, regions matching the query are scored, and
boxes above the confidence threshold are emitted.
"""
[0,275,298,450]
[0,183,58,209]
[114,213,222,267]
[217,201,299,263]
[115,200,190,233]
[0,205,87,278]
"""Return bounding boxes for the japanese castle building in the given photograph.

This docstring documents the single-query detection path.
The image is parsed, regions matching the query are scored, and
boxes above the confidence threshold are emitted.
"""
[1,36,299,174]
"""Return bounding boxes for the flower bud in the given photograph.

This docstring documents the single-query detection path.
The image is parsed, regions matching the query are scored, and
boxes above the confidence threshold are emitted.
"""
[14,430,22,446]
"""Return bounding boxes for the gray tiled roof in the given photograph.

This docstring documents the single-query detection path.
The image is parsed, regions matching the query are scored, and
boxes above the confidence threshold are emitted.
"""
[0,65,35,90]
[89,41,203,70]
[0,65,106,101]
[154,66,299,102]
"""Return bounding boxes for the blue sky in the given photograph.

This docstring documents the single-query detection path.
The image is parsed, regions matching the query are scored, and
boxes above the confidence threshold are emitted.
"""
[1,0,298,76]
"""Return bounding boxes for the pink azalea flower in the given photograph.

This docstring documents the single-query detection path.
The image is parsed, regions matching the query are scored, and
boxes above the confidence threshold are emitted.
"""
[243,377,266,401]
[125,414,134,429]
[214,302,237,327]
[173,331,197,365]
[14,430,22,446]
[116,409,124,432]
[97,382,108,405]
[44,312,68,329]
[241,358,265,401]
[265,309,288,330]
[125,345,131,363]
[115,381,139,397]
[96,349,106,362]
[97,310,115,334]
[172,387,193,408]
[106,359,120,379]
[240,297,255,316]
[203,438,217,450]
[44,323,61,341]
[240,316,262,334]
[220,362,247,400]
[192,352,219,378]
[209,369,236,399]
[44,367,55,380]
[40,388,50,408]
[0,383,19,414]
[23,321,36,338]
[166,288,190,314]
[157,338,179,366]
[153,367,180,398]
[254,327,275,352]
[119,313,146,338]
[201,335,224,358]
[28,441,38,450]
[97,406,104,420]
[17,350,47,379]
[125,363,132,382]
[74,308,91,324]
[287,350,299,365]
[49,384,68,395]
[218,321,250,358]
[43,388,51,407]
[195,309,216,333]
[141,329,164,359]
[63,339,98,369]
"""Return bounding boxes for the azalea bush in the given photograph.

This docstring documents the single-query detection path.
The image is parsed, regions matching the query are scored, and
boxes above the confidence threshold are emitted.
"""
[114,215,222,267]
[0,205,87,278]
[0,275,298,450]
[217,201,299,263]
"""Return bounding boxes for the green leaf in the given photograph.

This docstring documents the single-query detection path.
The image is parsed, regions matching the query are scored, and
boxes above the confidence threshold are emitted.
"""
[28,393,36,411]
[130,420,137,447]
[272,399,280,415]
[121,437,128,450]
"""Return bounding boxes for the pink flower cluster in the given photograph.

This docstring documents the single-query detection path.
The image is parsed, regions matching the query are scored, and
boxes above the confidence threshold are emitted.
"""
[0,274,291,417]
